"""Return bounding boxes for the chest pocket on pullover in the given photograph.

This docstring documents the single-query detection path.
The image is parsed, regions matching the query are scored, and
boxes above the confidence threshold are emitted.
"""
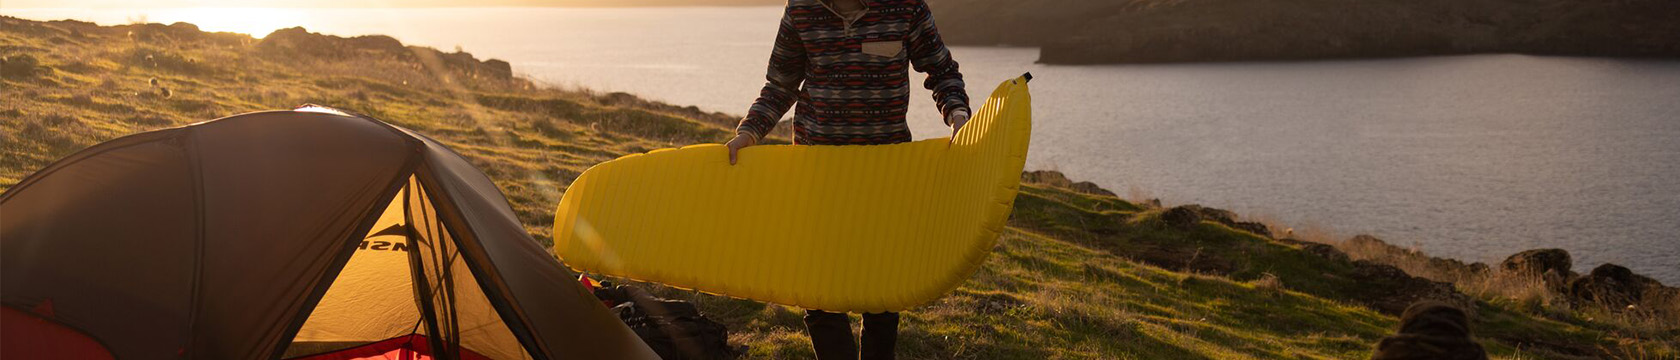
[861,40,903,58]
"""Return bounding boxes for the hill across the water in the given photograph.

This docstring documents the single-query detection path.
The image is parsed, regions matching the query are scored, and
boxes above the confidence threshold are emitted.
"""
[927,0,1680,64]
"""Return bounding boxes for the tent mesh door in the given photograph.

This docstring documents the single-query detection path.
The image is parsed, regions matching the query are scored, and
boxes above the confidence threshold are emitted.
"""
[283,178,528,359]
[407,178,531,360]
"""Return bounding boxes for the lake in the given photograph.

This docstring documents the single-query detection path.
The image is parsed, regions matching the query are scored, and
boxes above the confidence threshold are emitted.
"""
[8,7,1679,283]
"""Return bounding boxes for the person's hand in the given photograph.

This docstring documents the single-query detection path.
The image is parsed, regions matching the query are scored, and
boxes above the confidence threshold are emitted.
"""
[948,109,971,138]
[726,133,757,165]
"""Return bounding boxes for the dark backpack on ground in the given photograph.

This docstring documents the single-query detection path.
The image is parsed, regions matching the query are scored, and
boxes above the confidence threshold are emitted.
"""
[597,286,739,360]
[1371,301,1488,360]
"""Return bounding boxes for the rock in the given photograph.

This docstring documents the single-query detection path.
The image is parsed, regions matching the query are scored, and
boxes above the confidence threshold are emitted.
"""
[1160,204,1259,232]
[1467,262,1489,274]
[483,59,514,79]
[1343,235,1417,263]
[1,54,43,78]
[1069,181,1118,197]
[1196,207,1237,226]
[1020,170,1073,186]
[1426,257,1489,278]
[261,27,411,59]
[1301,243,1350,263]
[1500,249,1575,291]
[1346,234,1392,249]
[1232,221,1272,238]
[1567,263,1665,308]
[1500,248,1572,277]
[594,92,640,107]
[258,28,403,62]
[1020,170,1120,197]
[167,22,199,32]
[1351,260,1473,315]
[1338,235,1489,279]
[253,26,528,88]
[345,35,406,54]
[1160,205,1204,229]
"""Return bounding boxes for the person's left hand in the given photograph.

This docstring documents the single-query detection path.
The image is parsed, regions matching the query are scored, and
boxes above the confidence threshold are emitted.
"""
[948,109,971,138]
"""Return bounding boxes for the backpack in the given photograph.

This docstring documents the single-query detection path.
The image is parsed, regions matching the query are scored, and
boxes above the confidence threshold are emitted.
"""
[595,285,739,360]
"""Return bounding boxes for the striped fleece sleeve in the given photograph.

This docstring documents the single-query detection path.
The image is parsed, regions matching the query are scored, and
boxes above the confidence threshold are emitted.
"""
[906,0,969,125]
[737,8,809,142]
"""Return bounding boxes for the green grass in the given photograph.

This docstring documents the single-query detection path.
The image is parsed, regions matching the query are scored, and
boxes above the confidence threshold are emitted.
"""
[649,223,1398,359]
[3,16,1673,360]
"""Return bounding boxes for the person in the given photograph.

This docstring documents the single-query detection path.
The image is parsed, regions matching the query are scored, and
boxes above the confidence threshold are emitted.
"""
[725,0,970,358]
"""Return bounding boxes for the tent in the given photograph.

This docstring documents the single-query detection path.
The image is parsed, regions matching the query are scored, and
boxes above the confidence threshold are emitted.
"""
[0,108,659,360]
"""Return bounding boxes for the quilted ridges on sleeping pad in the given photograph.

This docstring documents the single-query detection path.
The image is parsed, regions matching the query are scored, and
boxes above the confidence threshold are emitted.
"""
[554,75,1032,313]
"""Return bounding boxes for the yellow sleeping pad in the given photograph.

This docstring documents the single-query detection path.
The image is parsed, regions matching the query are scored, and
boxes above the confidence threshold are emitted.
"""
[554,74,1032,313]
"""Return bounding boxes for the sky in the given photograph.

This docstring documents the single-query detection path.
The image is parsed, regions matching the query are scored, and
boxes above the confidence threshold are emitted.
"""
[2,0,784,8]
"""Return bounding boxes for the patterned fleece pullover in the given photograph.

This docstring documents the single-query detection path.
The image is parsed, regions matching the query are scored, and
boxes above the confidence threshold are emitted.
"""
[737,0,970,145]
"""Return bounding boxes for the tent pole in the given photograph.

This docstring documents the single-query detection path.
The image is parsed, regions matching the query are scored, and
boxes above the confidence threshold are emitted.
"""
[404,178,452,359]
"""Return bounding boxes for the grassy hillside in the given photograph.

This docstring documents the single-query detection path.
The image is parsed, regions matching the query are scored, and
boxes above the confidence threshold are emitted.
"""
[0,17,788,241]
[3,17,1675,359]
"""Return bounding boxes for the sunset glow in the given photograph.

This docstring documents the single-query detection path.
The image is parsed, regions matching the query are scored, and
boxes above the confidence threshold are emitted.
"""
[0,7,318,37]
[140,7,312,37]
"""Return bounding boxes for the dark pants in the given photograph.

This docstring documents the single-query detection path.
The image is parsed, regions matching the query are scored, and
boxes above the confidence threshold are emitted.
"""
[804,310,898,360]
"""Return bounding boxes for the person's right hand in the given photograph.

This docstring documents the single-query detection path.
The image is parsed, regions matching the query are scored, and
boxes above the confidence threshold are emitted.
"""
[726,133,757,165]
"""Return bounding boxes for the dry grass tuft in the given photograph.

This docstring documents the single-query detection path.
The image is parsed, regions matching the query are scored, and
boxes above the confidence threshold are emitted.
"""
[1252,272,1286,294]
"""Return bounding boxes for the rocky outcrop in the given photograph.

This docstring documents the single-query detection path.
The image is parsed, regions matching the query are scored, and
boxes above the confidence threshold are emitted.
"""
[483,59,514,78]
[1014,170,1671,323]
[1499,248,1575,291]
[1160,205,1205,230]
[1197,207,1237,226]
[1020,170,1117,197]
[1278,237,1473,314]
[1278,238,1351,263]
[1156,204,1272,238]
[1,54,45,78]
[1500,249,1572,276]
[1567,264,1674,309]
[258,27,516,81]
[1230,222,1272,239]
[1351,260,1475,315]
[258,27,404,59]
[1342,235,1489,279]
[1342,235,1417,262]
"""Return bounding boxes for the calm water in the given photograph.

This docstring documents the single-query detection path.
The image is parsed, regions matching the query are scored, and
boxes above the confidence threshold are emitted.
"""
[10,7,1680,283]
